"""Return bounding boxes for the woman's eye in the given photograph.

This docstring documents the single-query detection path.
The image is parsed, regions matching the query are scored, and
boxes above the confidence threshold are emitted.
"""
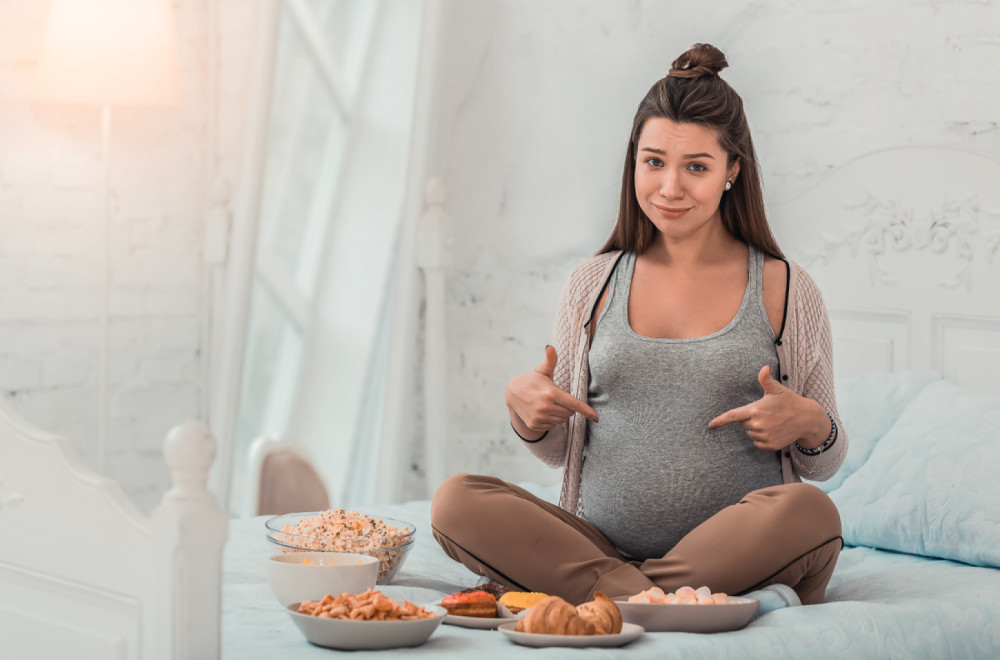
[687,163,707,172]
[645,157,663,167]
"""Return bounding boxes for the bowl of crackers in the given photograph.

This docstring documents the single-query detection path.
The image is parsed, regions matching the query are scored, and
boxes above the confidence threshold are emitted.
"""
[288,588,446,650]
[265,509,415,584]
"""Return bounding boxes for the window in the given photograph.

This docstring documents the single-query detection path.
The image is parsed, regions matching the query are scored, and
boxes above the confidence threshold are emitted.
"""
[221,0,423,514]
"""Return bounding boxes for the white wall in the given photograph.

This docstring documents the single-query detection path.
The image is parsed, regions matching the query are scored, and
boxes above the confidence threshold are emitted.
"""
[3,0,998,509]
[0,0,258,511]
[407,0,1000,499]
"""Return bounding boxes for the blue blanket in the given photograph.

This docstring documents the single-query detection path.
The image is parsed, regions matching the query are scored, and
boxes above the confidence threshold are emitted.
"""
[223,495,1000,659]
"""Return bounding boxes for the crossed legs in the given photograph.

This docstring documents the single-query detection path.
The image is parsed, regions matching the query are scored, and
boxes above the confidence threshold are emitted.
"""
[431,474,842,605]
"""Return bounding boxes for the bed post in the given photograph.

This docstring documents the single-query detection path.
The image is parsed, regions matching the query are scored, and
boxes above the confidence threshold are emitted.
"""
[151,421,229,660]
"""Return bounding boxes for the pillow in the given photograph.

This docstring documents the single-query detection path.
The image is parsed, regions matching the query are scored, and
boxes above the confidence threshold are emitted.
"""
[806,371,941,492]
[830,379,1000,568]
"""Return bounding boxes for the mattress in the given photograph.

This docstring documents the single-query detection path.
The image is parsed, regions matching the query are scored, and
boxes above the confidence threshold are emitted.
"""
[222,493,1000,659]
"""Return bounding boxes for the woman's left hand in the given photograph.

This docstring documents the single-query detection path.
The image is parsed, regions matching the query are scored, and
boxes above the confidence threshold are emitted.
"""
[707,366,829,451]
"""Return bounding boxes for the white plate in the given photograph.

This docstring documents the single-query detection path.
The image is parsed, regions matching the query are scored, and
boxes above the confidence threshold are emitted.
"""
[442,603,523,629]
[613,596,759,633]
[286,602,446,650]
[498,621,644,648]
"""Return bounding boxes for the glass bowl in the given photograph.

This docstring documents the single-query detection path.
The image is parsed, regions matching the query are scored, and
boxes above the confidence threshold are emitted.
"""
[265,511,416,584]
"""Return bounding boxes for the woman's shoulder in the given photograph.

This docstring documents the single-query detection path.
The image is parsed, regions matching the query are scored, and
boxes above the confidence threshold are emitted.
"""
[558,250,624,315]
[783,260,832,334]
[569,250,624,289]
[785,260,826,303]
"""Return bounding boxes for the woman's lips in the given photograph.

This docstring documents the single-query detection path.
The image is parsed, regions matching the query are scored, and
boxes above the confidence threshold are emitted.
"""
[654,204,690,218]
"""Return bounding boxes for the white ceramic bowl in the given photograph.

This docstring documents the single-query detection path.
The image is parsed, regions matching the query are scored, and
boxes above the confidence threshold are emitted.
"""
[612,596,759,633]
[268,552,379,607]
[286,603,447,650]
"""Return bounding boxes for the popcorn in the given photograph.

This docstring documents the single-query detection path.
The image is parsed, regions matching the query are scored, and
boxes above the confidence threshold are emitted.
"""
[274,509,411,582]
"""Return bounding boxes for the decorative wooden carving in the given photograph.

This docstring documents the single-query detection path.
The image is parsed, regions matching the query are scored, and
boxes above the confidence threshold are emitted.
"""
[799,193,1000,290]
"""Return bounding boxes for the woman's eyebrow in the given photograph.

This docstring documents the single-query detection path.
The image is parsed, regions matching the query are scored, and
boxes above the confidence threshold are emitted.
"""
[638,147,716,159]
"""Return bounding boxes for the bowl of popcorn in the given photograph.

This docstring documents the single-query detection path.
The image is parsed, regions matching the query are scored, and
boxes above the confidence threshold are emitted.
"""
[265,509,415,584]
[613,586,759,633]
[268,551,379,607]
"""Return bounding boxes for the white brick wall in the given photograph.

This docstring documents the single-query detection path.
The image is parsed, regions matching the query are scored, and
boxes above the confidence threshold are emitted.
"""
[0,0,257,512]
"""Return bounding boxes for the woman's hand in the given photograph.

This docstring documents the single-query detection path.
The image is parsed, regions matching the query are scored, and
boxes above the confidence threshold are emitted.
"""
[707,366,830,451]
[506,345,599,440]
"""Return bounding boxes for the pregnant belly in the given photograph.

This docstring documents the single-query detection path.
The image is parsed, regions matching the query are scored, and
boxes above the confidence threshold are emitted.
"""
[580,439,781,559]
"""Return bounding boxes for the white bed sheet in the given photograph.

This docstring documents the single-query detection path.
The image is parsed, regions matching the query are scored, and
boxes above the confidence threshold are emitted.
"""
[222,494,1000,659]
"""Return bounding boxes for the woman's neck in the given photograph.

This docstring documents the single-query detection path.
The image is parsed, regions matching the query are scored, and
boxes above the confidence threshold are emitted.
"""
[644,221,744,268]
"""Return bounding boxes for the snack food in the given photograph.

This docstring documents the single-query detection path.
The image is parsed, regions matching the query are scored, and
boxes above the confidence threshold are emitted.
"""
[441,590,498,618]
[272,510,412,582]
[577,593,624,633]
[515,592,622,635]
[628,585,730,605]
[498,591,549,614]
[460,582,509,600]
[297,588,435,621]
[277,510,410,551]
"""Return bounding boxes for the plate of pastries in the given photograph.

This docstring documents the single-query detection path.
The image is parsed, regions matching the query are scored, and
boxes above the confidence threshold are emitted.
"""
[439,583,548,629]
[498,592,644,648]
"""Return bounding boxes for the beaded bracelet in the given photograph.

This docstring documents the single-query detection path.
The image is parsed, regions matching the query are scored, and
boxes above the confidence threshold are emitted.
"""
[794,411,837,456]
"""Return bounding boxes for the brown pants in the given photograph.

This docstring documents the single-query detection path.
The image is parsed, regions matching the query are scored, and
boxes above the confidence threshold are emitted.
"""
[431,474,842,605]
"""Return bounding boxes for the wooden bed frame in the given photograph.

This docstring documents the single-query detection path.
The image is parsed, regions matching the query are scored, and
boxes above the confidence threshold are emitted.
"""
[1,146,998,659]
[0,406,227,660]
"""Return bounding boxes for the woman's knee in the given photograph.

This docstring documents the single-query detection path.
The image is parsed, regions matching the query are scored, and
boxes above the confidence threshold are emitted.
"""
[431,473,493,533]
[744,482,841,545]
[780,482,842,540]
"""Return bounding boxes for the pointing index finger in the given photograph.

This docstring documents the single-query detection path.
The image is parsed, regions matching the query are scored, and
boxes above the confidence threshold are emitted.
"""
[708,404,752,430]
[552,389,599,423]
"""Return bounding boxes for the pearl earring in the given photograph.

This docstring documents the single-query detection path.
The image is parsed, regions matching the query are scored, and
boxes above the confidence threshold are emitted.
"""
[725,181,732,191]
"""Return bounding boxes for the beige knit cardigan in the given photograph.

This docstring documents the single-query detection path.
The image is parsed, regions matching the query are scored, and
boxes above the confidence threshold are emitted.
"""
[520,250,848,515]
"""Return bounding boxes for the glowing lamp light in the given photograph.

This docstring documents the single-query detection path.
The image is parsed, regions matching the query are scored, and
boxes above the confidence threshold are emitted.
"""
[33,0,181,107]
[32,0,182,472]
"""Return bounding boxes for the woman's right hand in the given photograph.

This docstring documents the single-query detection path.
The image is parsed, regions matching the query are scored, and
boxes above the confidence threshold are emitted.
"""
[505,345,599,440]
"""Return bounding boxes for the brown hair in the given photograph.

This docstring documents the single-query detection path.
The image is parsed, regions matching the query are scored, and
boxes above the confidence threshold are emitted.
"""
[598,43,783,259]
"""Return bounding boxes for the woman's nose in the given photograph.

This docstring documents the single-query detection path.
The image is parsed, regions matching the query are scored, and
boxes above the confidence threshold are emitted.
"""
[659,171,683,199]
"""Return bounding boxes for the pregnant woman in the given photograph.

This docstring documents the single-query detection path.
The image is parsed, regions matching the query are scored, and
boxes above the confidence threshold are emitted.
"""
[431,43,846,609]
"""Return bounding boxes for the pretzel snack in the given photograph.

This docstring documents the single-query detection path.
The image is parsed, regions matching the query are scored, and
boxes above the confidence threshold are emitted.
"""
[297,589,435,621]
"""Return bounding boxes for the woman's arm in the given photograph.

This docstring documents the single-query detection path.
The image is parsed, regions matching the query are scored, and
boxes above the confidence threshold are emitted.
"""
[784,265,848,481]
[707,364,833,453]
[508,261,595,467]
[505,344,597,442]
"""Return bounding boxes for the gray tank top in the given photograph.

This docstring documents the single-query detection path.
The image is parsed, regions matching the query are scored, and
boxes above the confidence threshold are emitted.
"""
[581,248,782,560]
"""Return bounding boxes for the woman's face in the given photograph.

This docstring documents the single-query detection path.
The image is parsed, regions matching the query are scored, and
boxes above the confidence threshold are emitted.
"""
[633,117,739,243]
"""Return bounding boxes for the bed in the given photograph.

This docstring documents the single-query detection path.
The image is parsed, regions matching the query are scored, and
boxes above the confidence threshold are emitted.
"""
[0,414,228,660]
[3,146,1000,659]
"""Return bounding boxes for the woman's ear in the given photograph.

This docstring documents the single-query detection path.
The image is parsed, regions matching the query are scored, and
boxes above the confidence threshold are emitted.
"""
[728,157,741,184]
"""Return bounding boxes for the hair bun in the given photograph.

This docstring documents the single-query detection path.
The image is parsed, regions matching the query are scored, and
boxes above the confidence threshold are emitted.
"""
[669,43,728,79]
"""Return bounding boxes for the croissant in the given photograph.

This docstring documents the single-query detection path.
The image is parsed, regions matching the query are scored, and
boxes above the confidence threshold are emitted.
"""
[576,592,623,635]
[515,591,622,635]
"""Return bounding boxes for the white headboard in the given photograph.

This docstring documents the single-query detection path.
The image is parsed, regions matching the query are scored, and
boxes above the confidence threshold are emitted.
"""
[771,147,1000,396]
[0,402,229,660]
